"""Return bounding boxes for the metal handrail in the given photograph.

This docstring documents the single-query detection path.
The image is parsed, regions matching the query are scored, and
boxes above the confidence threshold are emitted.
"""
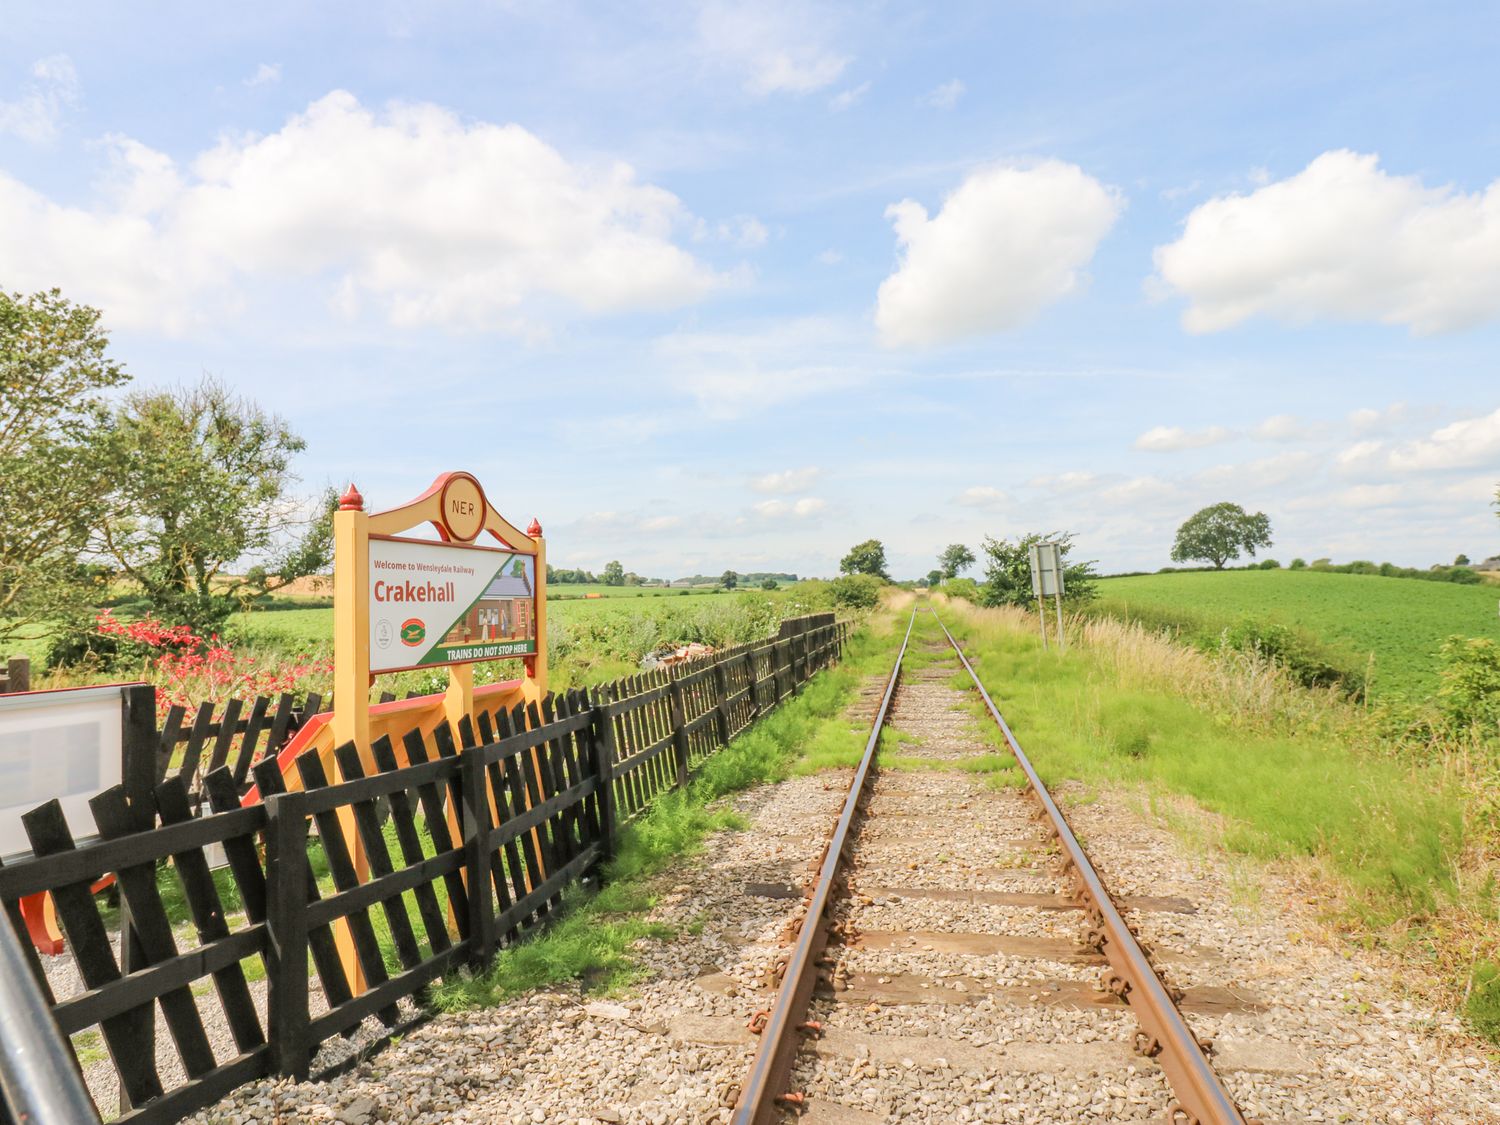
[0,912,100,1124]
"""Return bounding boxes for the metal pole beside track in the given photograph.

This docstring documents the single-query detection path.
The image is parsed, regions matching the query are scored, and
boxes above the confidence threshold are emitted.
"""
[0,912,101,1124]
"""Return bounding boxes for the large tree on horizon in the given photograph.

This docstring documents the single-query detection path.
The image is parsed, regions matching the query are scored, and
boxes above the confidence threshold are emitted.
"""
[1171,502,1273,570]
[839,539,890,579]
[938,543,975,580]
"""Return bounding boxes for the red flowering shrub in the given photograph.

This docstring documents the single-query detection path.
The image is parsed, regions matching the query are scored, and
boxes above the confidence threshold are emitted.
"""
[95,611,333,717]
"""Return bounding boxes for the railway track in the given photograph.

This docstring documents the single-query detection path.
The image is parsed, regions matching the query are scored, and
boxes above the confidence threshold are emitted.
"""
[735,605,1260,1124]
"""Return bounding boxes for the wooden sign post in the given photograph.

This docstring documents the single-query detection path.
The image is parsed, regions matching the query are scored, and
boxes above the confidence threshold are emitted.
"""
[327,472,546,990]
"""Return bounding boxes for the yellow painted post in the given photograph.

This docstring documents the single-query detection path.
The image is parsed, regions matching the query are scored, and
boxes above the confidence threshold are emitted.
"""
[519,521,549,884]
[332,484,372,759]
[331,483,371,994]
[443,662,474,731]
[525,522,548,704]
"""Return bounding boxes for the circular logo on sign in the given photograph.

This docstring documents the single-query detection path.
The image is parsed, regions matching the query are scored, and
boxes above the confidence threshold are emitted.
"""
[400,618,426,646]
[376,620,394,649]
[438,473,487,542]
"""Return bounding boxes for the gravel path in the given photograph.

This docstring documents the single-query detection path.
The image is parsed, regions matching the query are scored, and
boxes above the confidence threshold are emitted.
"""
[178,642,1500,1124]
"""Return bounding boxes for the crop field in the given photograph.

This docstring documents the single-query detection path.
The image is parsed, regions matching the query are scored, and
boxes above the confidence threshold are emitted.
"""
[223,584,832,692]
[231,587,746,648]
[1096,569,1500,698]
[546,584,745,599]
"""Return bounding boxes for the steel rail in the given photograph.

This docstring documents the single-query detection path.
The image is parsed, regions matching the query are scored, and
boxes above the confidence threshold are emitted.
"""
[733,608,916,1125]
[930,608,1254,1125]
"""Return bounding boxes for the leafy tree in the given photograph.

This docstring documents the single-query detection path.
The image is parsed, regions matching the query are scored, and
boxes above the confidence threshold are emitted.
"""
[1170,502,1273,569]
[92,377,332,631]
[720,569,738,590]
[601,560,625,586]
[830,574,883,609]
[1455,553,1471,566]
[0,289,128,645]
[839,539,889,579]
[978,532,1097,608]
[938,543,974,580]
[926,568,944,587]
[760,577,778,591]
[1437,637,1500,733]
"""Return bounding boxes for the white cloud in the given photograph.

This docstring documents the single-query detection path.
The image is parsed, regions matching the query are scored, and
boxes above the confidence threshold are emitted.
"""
[697,2,848,95]
[1098,476,1176,505]
[1027,471,1101,493]
[1335,440,1387,475]
[1133,424,1234,452]
[0,91,723,334]
[921,79,964,110]
[956,486,1008,510]
[752,467,821,494]
[752,497,826,519]
[1154,150,1500,334]
[699,214,768,248]
[1159,180,1201,203]
[640,514,683,532]
[875,160,1122,347]
[245,62,281,87]
[1193,451,1319,489]
[655,317,874,420]
[0,54,79,143]
[1387,407,1500,472]
[1349,402,1409,435]
[829,82,870,111]
[1252,414,1314,441]
[816,248,843,265]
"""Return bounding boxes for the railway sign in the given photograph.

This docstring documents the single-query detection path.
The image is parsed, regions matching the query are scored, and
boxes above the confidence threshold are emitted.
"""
[1028,541,1067,650]
[1028,542,1064,597]
[367,536,537,675]
[330,469,548,769]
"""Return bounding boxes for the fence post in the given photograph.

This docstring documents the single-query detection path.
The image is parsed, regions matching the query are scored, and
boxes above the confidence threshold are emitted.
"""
[589,697,617,865]
[265,792,311,1081]
[460,742,495,965]
[667,677,690,788]
[712,660,732,747]
[2,655,29,694]
[743,651,759,720]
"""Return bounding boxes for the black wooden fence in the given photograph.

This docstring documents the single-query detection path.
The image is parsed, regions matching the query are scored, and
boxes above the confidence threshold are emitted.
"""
[0,615,844,1125]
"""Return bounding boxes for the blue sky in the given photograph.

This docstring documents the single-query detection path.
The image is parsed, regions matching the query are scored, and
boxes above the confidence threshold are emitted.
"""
[4,1,1499,579]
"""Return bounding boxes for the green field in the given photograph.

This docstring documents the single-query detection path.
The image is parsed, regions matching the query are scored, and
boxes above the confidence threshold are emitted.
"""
[228,588,746,648]
[546,584,748,599]
[223,584,826,693]
[1096,569,1500,698]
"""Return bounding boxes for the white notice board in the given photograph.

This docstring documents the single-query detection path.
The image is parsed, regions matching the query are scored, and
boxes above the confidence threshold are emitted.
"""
[1028,543,1065,598]
[0,686,126,858]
